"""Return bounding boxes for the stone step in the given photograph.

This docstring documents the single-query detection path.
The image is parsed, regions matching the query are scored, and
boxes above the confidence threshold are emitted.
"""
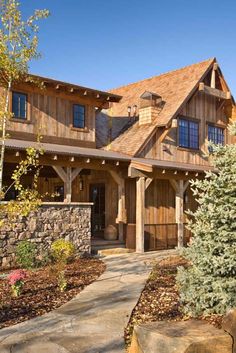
[97,247,134,256]
[91,240,127,255]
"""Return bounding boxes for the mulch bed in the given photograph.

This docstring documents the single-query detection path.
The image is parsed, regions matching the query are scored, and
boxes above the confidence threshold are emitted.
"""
[125,255,223,347]
[0,257,105,329]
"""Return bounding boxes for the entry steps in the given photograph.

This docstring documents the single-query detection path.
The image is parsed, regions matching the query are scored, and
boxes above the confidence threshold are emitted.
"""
[91,239,133,256]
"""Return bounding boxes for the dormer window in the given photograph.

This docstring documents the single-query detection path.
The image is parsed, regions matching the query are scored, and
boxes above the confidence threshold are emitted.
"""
[73,104,85,129]
[208,124,224,145]
[12,92,27,119]
[178,117,199,149]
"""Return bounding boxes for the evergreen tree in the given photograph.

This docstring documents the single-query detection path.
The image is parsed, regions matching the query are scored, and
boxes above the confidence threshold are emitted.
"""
[177,139,236,316]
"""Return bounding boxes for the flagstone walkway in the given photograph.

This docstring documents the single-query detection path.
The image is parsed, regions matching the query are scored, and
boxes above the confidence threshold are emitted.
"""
[0,250,177,353]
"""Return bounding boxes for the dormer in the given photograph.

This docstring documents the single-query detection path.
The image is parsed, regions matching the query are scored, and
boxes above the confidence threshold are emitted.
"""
[139,91,164,126]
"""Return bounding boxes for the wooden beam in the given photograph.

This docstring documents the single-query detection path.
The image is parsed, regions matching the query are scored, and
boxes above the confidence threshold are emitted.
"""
[136,177,145,253]
[129,160,153,173]
[159,127,169,143]
[4,151,124,173]
[109,170,123,185]
[71,168,82,182]
[210,63,218,88]
[199,82,231,100]
[128,160,153,178]
[169,179,178,192]
[128,166,152,178]
[52,165,67,183]
[145,178,153,190]
[183,180,190,193]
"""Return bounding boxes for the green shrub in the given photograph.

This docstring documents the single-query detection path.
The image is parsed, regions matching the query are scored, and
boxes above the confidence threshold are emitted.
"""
[16,241,36,269]
[51,239,75,263]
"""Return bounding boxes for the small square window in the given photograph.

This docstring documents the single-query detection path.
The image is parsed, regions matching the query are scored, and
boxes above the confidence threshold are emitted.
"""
[73,104,85,129]
[12,92,27,119]
[179,118,199,149]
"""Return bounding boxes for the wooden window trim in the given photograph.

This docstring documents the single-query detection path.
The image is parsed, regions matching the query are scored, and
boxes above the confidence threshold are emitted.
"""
[71,103,87,131]
[10,90,31,123]
[206,120,226,129]
[177,116,200,150]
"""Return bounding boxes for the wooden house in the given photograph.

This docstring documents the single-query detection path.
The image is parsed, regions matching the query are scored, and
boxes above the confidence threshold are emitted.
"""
[2,58,236,252]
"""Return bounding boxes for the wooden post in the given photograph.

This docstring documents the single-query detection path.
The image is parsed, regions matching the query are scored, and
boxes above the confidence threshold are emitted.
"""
[109,170,127,242]
[211,63,218,89]
[136,177,145,253]
[118,181,125,241]
[176,180,184,248]
[170,179,189,249]
[65,167,72,203]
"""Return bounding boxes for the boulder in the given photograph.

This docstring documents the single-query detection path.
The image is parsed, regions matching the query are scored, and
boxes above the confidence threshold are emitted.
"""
[222,308,236,353]
[129,320,232,353]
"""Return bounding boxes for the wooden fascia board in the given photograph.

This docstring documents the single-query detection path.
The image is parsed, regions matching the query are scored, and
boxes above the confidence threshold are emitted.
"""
[135,60,215,157]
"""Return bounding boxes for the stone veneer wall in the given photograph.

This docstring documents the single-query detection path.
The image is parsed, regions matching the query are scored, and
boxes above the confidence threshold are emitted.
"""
[0,203,92,268]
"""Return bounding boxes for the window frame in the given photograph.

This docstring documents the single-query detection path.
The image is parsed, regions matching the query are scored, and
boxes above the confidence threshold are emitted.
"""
[72,103,86,130]
[11,91,28,120]
[207,123,225,145]
[178,116,200,150]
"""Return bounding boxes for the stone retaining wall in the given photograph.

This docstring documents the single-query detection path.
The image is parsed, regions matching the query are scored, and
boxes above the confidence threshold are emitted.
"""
[0,203,92,268]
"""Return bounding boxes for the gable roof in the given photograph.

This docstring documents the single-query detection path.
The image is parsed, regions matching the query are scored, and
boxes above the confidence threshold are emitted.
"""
[106,58,215,156]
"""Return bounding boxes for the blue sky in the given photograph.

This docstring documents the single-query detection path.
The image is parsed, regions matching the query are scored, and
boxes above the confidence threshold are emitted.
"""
[21,0,236,95]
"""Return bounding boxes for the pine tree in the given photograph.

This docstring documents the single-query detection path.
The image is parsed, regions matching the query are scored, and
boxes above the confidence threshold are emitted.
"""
[177,140,236,316]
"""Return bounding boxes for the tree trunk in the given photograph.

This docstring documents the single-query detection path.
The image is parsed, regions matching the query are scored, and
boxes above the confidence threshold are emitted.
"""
[0,81,11,196]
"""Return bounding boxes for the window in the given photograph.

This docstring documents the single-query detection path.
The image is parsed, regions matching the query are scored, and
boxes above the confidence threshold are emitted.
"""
[12,92,27,119]
[179,118,199,149]
[208,125,224,145]
[73,104,85,129]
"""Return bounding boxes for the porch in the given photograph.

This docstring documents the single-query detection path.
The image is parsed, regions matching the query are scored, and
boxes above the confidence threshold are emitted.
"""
[3,139,205,253]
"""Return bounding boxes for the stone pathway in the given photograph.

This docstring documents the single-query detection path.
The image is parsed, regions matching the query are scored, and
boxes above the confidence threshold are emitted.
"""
[0,250,177,353]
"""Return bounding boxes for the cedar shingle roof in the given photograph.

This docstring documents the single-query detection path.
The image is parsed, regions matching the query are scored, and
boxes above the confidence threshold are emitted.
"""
[106,58,215,156]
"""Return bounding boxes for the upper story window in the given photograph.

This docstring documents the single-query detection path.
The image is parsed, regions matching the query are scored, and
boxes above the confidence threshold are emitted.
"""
[73,104,85,129]
[178,118,199,149]
[208,124,224,145]
[12,92,27,119]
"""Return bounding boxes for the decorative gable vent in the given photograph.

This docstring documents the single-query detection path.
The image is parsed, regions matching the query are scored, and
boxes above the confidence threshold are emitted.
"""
[139,91,164,125]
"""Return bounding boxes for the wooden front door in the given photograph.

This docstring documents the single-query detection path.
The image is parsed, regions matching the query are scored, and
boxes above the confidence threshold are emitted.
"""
[90,183,105,237]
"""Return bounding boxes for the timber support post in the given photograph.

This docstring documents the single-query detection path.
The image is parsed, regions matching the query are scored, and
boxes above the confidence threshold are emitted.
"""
[52,166,82,203]
[109,170,127,242]
[65,167,72,203]
[136,176,145,253]
[176,180,184,248]
[170,179,189,248]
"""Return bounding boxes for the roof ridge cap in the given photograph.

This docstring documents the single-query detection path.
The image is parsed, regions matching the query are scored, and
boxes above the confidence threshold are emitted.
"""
[109,57,215,92]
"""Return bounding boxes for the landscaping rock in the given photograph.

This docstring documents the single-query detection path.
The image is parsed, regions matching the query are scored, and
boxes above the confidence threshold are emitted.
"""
[222,308,236,353]
[129,320,232,353]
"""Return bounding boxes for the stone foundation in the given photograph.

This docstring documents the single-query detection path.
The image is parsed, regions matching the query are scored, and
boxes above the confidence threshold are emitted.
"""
[0,202,92,268]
